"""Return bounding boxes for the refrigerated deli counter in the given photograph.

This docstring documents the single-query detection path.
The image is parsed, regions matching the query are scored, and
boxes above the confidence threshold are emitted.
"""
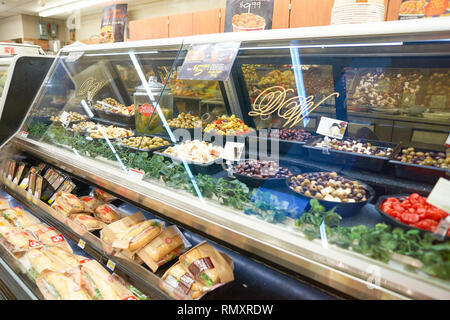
[0,19,449,300]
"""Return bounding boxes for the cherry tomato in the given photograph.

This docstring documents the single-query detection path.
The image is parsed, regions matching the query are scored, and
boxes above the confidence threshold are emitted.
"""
[401,212,420,225]
[416,219,438,231]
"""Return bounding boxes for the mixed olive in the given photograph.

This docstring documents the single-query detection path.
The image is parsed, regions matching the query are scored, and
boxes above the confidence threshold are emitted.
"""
[121,136,170,150]
[269,129,315,142]
[396,147,449,169]
[314,138,393,157]
[168,113,202,129]
[288,172,368,203]
[234,160,292,179]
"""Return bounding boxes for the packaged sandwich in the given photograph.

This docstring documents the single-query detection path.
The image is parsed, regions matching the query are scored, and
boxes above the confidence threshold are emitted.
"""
[12,162,26,185]
[22,248,66,281]
[44,246,79,269]
[27,173,37,195]
[51,174,66,191]
[69,213,106,232]
[19,166,39,189]
[79,195,103,213]
[36,270,91,300]
[79,259,139,300]
[1,159,10,177]
[0,226,42,253]
[112,273,150,300]
[43,168,54,180]
[26,223,73,253]
[54,192,85,215]
[7,160,16,181]
[34,174,45,199]
[162,261,207,300]
[94,204,122,224]
[48,179,72,204]
[101,212,163,253]
[0,198,11,211]
[180,241,234,288]
[138,225,191,272]
[2,207,40,228]
[94,188,117,202]
[0,216,12,227]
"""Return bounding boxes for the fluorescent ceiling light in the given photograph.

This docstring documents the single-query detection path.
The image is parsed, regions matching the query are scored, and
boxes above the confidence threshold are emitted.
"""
[39,0,112,17]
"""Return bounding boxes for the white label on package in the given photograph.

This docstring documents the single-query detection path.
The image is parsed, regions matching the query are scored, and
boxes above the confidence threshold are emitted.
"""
[59,111,72,128]
[106,259,116,271]
[77,239,86,249]
[446,133,450,147]
[316,117,348,140]
[427,178,450,214]
[222,142,245,161]
[127,168,144,182]
[20,131,28,139]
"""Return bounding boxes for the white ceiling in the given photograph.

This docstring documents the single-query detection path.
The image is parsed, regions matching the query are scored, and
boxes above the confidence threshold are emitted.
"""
[0,0,164,20]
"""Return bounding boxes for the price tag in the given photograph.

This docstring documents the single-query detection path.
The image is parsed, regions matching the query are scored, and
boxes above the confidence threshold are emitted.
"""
[427,178,450,214]
[222,142,245,161]
[127,168,144,182]
[51,234,65,243]
[445,133,450,148]
[20,131,28,138]
[316,117,348,140]
[59,111,72,128]
[78,239,86,249]
[106,259,116,271]
[3,47,15,54]
[178,42,241,81]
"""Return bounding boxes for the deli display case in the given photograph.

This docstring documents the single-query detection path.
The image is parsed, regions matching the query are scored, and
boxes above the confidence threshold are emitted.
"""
[0,19,449,300]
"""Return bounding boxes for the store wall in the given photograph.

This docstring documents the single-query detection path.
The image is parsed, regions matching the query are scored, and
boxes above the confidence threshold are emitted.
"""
[0,15,24,41]
[21,15,69,43]
[75,0,226,41]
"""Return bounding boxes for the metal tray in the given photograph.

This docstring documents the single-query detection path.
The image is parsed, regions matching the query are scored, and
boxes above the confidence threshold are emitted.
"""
[375,194,449,241]
[286,175,375,217]
[303,137,400,172]
[153,149,224,175]
[390,147,449,184]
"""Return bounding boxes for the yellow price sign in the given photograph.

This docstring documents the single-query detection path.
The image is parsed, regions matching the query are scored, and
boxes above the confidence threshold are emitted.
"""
[193,64,210,77]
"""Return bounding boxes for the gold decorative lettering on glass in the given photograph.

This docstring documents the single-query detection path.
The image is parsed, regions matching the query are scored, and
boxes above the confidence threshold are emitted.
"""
[249,86,339,128]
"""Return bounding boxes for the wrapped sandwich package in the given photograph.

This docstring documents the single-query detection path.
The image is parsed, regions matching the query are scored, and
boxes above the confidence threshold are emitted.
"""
[93,203,123,224]
[79,196,104,213]
[69,214,106,232]
[93,188,118,202]
[26,223,73,253]
[53,192,85,215]
[0,226,42,253]
[162,261,209,300]
[3,206,41,228]
[36,270,91,300]
[112,273,150,300]
[100,212,163,261]
[0,198,11,211]
[20,248,69,282]
[137,225,191,272]
[79,259,140,300]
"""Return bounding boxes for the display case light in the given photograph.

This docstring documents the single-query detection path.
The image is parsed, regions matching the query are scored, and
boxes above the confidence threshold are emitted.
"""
[39,0,112,17]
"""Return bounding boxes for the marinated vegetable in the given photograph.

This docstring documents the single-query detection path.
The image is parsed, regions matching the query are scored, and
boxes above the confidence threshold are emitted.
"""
[395,147,449,169]
[288,172,368,203]
[204,115,251,136]
[168,113,202,129]
[121,136,170,150]
[381,193,449,234]
[234,160,292,179]
[314,138,393,157]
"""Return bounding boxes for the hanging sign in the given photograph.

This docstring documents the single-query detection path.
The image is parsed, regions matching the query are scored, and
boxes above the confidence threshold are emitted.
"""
[177,42,240,81]
[99,4,128,43]
[224,0,274,32]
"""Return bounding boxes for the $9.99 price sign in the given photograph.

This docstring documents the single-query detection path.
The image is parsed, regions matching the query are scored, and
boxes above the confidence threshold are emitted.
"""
[177,42,241,81]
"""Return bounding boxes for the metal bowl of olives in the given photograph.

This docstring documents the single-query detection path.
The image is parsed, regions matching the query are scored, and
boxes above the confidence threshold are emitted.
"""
[286,172,375,217]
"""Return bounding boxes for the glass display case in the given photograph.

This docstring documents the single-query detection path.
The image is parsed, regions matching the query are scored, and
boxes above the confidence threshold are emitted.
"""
[1,20,450,300]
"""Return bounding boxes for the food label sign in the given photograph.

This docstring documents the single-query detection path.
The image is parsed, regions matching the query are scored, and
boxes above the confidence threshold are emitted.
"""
[100,4,128,43]
[224,0,274,32]
[177,42,240,81]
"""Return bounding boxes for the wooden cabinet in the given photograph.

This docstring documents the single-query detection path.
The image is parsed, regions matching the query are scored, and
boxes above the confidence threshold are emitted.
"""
[169,13,193,38]
[290,0,335,28]
[220,8,226,33]
[386,0,403,20]
[128,16,169,41]
[193,8,221,35]
[272,0,291,29]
